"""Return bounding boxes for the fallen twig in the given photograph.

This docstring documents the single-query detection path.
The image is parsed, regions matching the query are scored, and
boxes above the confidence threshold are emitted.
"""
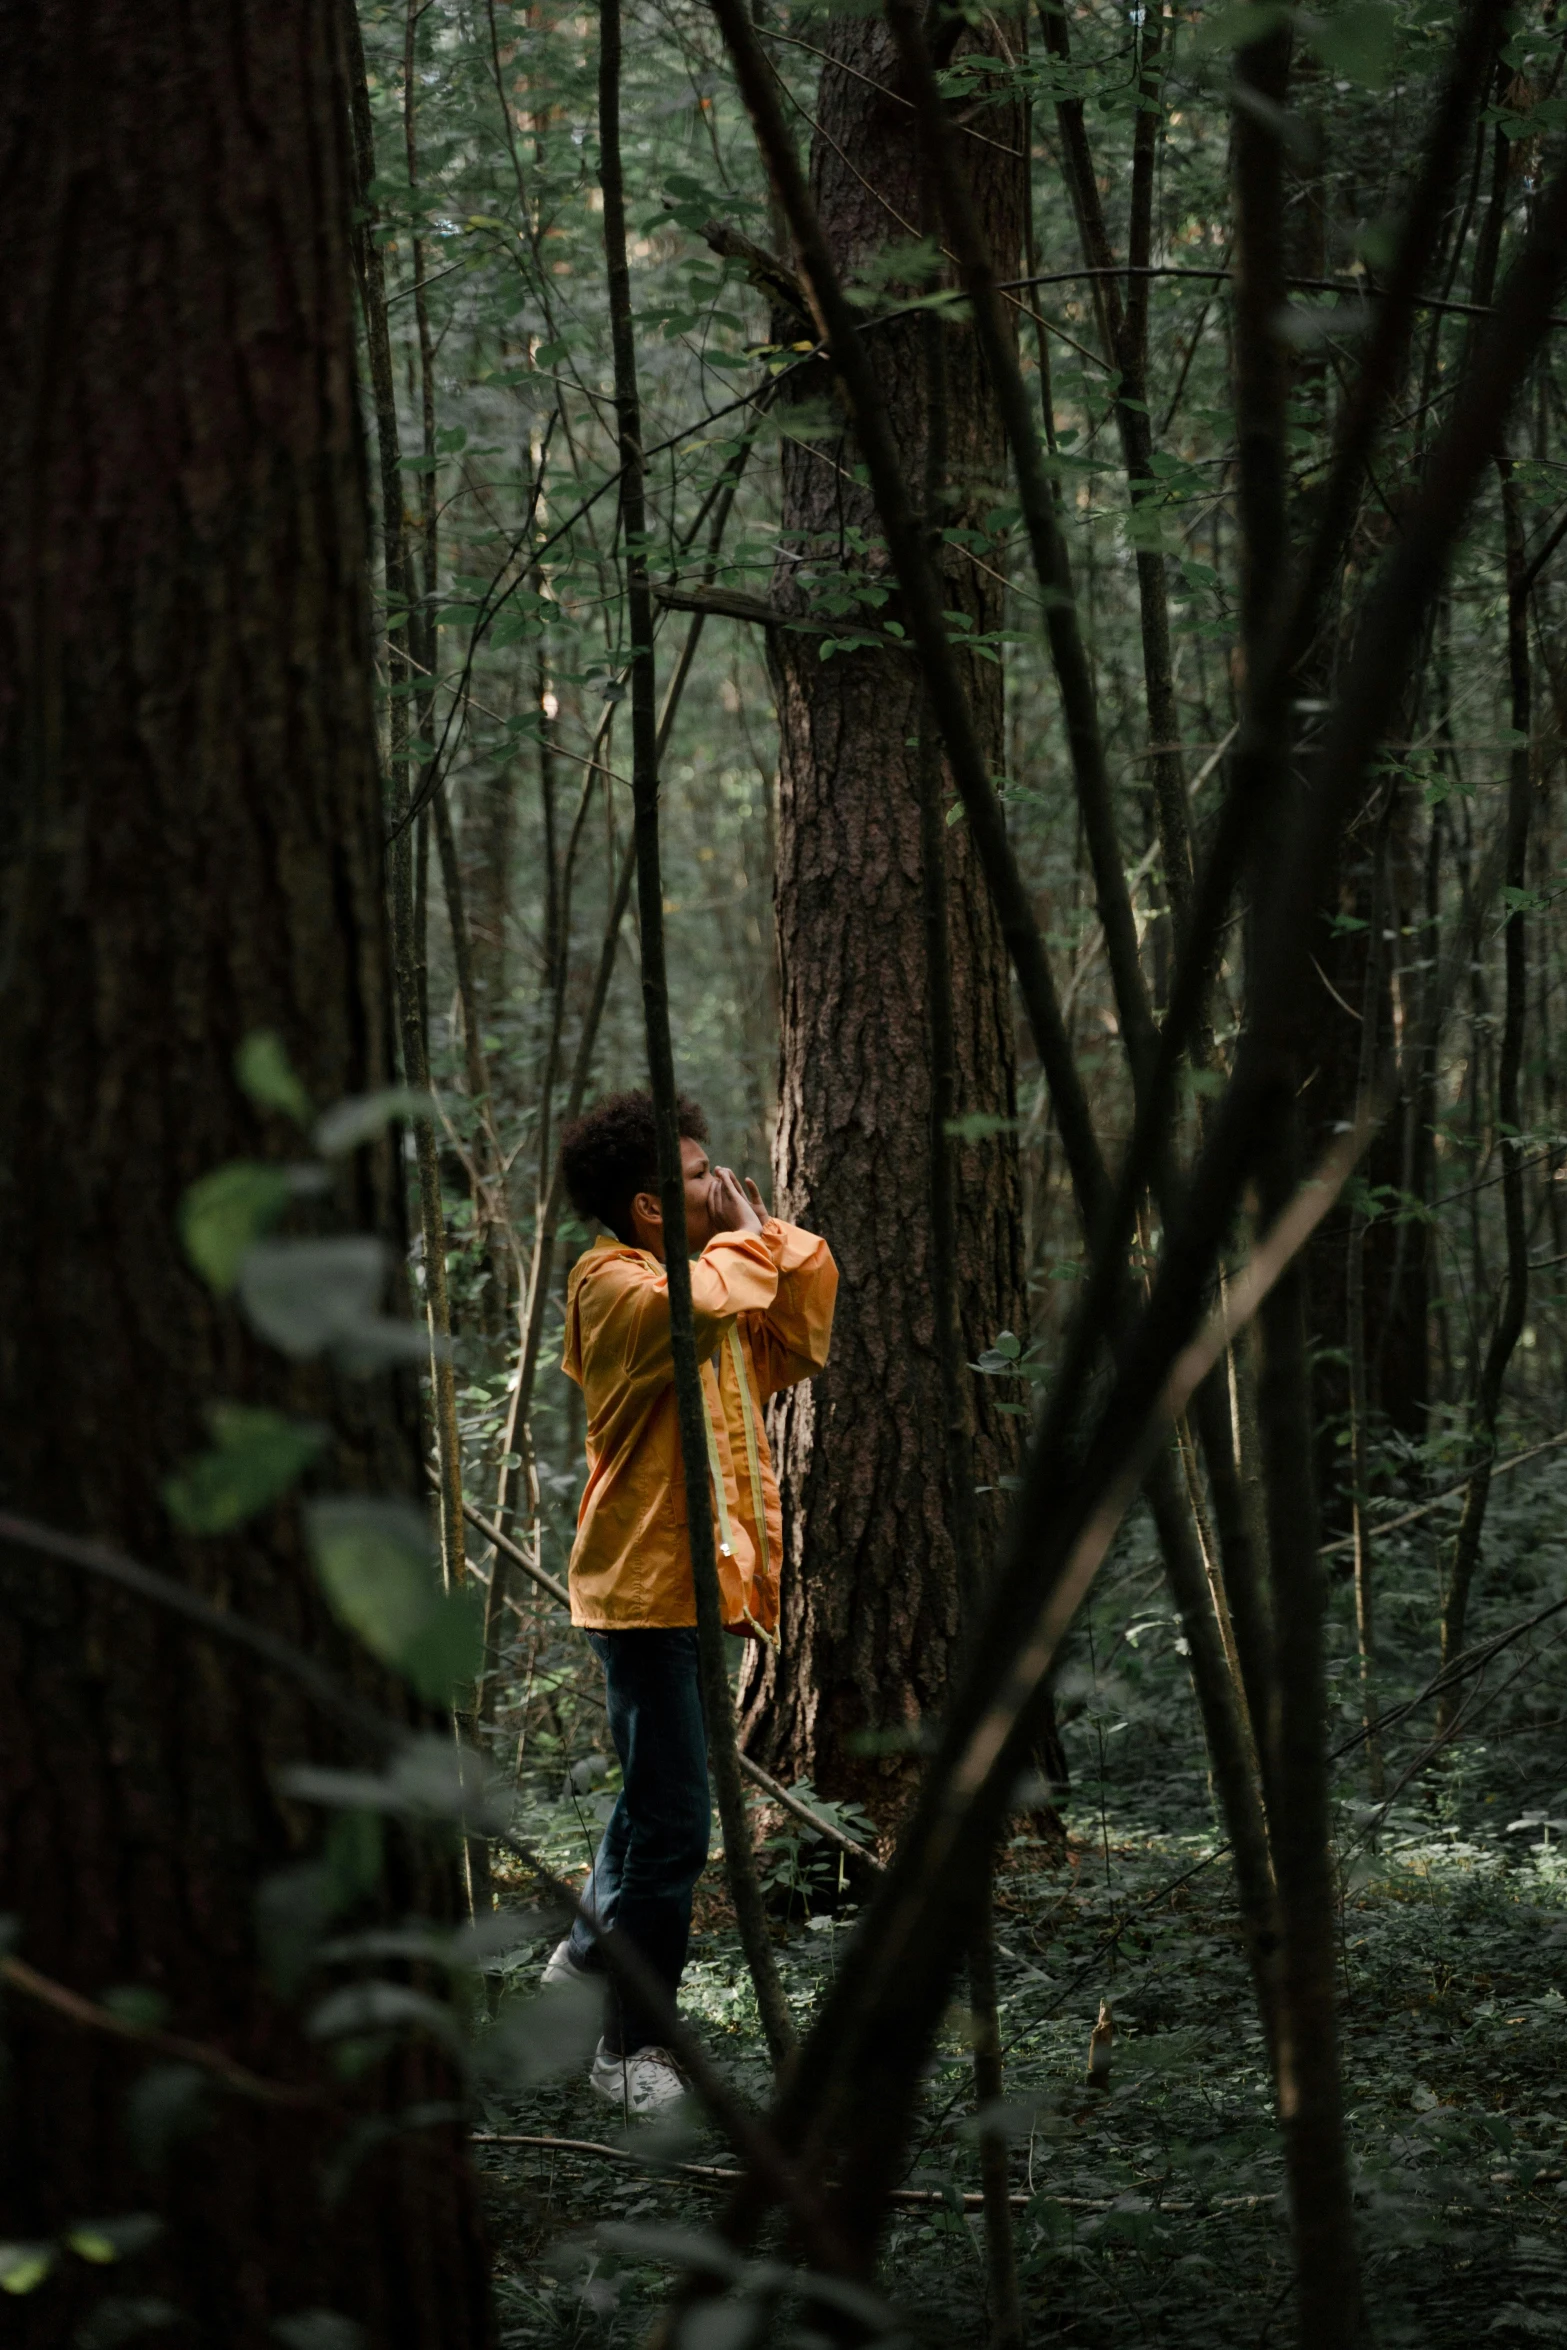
[1318,1428,1567,1557]
[470,2130,1277,2213]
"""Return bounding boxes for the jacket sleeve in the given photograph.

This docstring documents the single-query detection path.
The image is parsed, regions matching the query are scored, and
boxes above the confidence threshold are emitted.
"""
[603,1230,781,1385]
[747,1218,838,1398]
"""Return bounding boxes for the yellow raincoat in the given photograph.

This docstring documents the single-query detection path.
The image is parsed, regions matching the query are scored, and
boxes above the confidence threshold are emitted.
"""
[561,1218,837,1633]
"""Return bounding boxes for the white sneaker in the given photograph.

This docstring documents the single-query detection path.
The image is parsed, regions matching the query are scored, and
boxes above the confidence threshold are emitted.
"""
[542,1935,590,1987]
[589,2037,687,2117]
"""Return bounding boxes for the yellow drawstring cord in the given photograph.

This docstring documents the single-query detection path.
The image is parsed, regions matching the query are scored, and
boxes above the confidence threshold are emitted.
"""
[728,1324,777,1650]
[699,1332,779,1650]
[701,1362,737,1559]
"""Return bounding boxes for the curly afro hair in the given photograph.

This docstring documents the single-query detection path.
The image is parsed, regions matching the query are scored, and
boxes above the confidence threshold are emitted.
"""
[560,1089,709,1246]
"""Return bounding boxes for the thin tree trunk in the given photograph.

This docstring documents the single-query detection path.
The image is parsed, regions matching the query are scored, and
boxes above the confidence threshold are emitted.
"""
[1143,1448,1280,2054]
[532,600,567,1195]
[1035,0,1193,934]
[401,0,500,1301]
[344,0,411,788]
[349,0,465,1616]
[1233,13,1361,2330]
[598,0,795,2068]
[1439,454,1534,1715]
[917,293,1024,2344]
[404,0,439,698]
[1347,807,1396,1800]
[1256,1119,1362,2344]
[353,0,465,1618]
[355,0,479,1918]
[415,801,431,1036]
[1191,1361,1278,1810]
[432,779,493,1125]
[1019,44,1061,482]
[391,765,466,1610]
[968,1917,1025,2350]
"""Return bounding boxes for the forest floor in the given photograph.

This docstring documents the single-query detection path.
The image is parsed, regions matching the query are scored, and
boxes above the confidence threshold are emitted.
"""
[474,1452,1567,2348]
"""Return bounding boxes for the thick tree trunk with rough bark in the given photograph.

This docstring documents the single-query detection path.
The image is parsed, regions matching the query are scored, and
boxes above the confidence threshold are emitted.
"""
[0,2,491,2338]
[738,19,1030,1814]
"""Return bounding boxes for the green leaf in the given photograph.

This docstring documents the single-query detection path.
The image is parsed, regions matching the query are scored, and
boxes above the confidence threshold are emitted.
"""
[181,1163,292,1292]
[314,1088,434,1158]
[488,612,541,650]
[471,1977,609,2094]
[238,1236,382,1354]
[65,2215,163,2266]
[305,1498,483,1703]
[163,1406,327,1534]
[236,1237,419,1361]
[1123,501,1182,554]
[280,1736,502,1830]
[449,1904,562,1969]
[318,1913,539,1972]
[973,1324,1030,1374]
[306,1979,462,2050]
[0,2243,55,2293]
[534,339,571,366]
[235,1031,312,1126]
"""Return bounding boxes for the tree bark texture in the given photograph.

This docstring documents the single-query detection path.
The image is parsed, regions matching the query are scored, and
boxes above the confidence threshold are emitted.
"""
[740,19,1028,1812]
[0,2,491,2339]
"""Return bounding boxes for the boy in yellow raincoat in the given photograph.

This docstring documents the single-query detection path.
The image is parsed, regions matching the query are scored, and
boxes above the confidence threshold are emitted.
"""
[543,1089,837,2113]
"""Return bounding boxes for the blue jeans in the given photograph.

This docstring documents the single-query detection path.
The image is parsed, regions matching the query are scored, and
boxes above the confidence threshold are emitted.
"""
[566,1628,711,2054]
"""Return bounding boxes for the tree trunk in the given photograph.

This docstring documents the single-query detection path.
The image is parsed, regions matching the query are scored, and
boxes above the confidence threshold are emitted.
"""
[1299,779,1432,1514]
[0,1,492,2338]
[739,18,1030,1814]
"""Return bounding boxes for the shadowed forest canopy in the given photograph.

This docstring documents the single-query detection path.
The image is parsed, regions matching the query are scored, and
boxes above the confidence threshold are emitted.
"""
[1,0,1566,2339]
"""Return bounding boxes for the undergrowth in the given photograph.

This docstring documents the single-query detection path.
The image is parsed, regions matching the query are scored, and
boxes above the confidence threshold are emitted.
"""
[474,1446,1567,2346]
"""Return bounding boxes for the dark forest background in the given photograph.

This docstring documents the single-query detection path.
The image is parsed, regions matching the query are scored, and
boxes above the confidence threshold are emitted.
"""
[1,0,1565,2339]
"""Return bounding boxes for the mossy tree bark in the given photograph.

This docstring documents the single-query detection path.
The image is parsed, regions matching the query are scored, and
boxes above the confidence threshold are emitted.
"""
[0,0,492,2338]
